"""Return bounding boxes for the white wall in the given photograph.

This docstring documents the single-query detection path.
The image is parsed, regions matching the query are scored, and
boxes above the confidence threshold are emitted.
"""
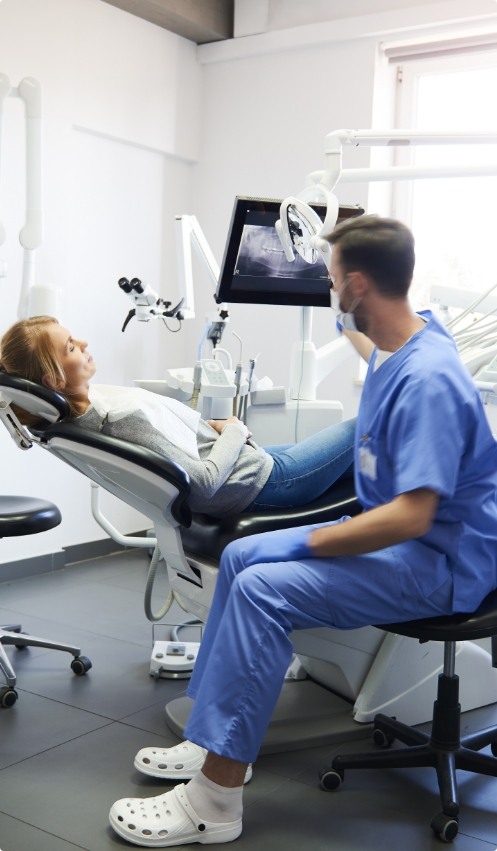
[188,0,497,416]
[0,0,201,562]
[1,0,497,564]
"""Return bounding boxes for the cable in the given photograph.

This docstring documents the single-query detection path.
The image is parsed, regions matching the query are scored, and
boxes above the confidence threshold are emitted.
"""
[294,309,305,442]
[170,618,202,642]
[232,332,243,417]
[143,545,174,623]
[445,280,497,331]
[197,322,211,361]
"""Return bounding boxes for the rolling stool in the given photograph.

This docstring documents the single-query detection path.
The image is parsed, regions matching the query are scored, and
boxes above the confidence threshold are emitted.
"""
[0,495,91,707]
[319,588,497,841]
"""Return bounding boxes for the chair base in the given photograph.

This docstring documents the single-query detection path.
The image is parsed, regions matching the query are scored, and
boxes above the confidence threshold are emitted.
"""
[165,681,373,754]
[320,672,497,841]
[0,623,91,701]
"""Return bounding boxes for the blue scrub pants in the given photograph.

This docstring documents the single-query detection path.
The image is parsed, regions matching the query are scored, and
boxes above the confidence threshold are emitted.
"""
[245,418,356,511]
[184,524,455,764]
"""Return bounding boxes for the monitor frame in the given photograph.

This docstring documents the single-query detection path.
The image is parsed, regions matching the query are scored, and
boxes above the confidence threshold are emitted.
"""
[215,196,364,308]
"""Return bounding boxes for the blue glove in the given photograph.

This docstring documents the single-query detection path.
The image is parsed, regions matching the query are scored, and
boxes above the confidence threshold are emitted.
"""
[231,524,317,566]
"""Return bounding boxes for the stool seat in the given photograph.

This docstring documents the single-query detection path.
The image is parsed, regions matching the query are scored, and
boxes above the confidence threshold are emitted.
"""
[0,495,91,706]
[380,587,497,642]
[320,586,497,842]
[0,496,61,538]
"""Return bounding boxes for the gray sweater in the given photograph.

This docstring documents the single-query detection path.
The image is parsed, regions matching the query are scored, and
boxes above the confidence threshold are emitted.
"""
[77,406,273,516]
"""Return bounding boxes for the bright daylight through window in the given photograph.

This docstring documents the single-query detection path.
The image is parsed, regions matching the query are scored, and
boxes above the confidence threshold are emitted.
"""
[393,52,497,308]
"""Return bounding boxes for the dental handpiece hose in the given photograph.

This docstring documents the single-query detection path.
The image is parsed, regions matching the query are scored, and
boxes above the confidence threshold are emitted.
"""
[242,357,257,424]
[190,361,202,410]
[233,362,242,417]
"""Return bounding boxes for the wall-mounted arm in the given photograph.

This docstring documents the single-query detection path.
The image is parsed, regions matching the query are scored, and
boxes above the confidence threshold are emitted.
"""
[0,73,11,251]
[174,214,229,350]
[17,77,43,319]
[174,214,222,318]
[285,128,497,401]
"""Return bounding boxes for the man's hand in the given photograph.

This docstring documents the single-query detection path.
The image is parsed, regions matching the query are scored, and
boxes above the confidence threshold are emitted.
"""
[309,488,440,558]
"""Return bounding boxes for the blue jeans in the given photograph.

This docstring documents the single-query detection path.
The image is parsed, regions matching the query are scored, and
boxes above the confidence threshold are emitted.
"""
[244,417,356,511]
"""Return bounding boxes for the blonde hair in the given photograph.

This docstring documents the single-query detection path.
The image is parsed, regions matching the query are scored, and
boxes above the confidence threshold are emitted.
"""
[0,316,82,423]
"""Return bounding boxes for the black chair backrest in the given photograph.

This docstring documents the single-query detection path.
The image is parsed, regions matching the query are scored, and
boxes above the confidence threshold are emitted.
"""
[44,421,192,527]
[0,373,192,528]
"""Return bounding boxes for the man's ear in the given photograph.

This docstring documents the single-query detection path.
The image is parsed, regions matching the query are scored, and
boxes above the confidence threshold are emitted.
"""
[350,271,370,298]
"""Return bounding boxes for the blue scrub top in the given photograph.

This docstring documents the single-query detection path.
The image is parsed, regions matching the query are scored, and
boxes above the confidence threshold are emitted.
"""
[355,310,497,611]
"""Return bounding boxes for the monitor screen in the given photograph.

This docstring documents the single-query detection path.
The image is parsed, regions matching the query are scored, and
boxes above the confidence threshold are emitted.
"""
[215,196,364,308]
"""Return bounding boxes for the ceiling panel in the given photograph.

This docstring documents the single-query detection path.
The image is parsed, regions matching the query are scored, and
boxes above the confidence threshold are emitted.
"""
[101,0,234,44]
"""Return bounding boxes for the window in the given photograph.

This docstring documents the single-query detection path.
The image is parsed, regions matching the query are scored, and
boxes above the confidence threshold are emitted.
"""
[391,49,497,307]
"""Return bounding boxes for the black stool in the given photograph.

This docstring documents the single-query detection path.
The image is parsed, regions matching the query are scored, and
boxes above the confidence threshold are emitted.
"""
[0,495,91,707]
[319,589,497,842]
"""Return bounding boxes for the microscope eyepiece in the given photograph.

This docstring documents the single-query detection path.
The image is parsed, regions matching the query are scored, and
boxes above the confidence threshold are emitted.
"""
[118,277,132,292]
[130,277,144,293]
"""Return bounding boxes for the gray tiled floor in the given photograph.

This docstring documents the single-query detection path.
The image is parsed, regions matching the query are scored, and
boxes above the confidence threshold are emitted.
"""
[0,548,496,850]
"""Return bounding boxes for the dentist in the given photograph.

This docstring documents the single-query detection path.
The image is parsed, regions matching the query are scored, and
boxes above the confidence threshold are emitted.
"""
[109,215,497,848]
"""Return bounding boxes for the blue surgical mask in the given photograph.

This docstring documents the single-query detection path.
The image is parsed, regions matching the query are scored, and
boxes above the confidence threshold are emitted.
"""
[337,284,362,332]
[336,309,360,333]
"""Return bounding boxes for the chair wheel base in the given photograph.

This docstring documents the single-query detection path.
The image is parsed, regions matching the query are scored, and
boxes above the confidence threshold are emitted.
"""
[319,767,344,791]
[0,687,18,708]
[71,655,92,676]
[430,812,459,842]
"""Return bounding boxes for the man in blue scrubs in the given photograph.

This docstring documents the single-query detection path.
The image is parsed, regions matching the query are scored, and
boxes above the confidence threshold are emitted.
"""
[110,215,497,848]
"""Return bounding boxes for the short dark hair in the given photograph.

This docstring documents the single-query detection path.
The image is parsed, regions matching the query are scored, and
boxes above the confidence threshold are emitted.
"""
[328,215,415,297]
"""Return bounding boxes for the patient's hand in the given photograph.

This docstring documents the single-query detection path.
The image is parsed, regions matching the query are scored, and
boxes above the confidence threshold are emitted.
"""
[208,416,252,441]
[208,416,243,434]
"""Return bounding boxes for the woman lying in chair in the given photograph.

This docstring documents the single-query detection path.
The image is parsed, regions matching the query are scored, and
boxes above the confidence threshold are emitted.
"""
[0,315,358,518]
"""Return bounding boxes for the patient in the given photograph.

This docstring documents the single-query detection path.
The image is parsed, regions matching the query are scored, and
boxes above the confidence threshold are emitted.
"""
[0,315,356,517]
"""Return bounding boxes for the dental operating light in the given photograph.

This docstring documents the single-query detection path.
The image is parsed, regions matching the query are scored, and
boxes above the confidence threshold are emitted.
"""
[276,127,497,402]
[277,128,497,267]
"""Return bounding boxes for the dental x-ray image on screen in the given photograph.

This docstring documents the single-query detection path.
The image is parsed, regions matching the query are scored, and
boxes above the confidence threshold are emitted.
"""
[215,197,364,308]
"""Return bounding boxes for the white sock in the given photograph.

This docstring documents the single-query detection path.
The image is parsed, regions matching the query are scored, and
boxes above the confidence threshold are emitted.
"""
[185,771,244,823]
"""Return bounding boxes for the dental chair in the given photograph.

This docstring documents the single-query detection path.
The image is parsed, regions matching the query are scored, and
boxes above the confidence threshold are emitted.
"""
[1,373,497,753]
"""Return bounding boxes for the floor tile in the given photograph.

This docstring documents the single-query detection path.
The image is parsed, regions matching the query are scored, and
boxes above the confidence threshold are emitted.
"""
[0,548,496,850]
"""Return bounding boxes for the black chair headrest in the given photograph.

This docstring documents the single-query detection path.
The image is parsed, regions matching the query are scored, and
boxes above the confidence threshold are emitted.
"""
[0,372,70,422]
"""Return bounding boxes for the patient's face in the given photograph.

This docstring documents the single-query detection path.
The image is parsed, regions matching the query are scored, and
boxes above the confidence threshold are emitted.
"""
[47,323,96,396]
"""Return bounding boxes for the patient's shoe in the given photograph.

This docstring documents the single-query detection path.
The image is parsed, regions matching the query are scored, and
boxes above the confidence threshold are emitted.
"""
[109,782,242,847]
[134,740,252,784]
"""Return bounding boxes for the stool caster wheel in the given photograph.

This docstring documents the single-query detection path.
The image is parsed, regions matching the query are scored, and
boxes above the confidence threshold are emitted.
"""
[372,727,395,749]
[319,767,344,791]
[0,687,18,708]
[14,631,28,650]
[71,655,92,676]
[430,812,458,842]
